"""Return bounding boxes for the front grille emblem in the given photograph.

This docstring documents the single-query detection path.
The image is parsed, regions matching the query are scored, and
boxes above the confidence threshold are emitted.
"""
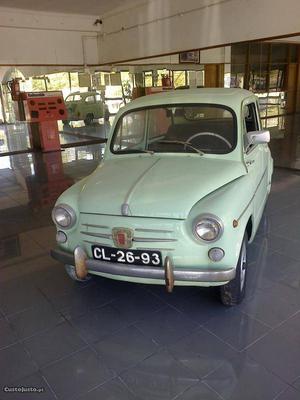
[112,227,134,249]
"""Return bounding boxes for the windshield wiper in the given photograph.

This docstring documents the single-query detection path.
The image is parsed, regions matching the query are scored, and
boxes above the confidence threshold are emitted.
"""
[157,140,204,155]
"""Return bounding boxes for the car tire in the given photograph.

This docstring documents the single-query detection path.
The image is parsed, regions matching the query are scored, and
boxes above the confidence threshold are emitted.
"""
[84,113,94,126]
[65,264,92,282]
[220,233,248,306]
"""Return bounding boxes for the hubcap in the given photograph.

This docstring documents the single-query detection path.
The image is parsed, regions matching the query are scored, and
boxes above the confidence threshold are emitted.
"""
[240,241,247,291]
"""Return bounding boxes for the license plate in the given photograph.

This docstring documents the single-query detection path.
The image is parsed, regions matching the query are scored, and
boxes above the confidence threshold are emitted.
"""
[92,245,162,267]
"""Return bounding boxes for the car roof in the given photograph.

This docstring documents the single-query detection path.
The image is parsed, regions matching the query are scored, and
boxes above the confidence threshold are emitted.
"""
[67,91,99,97]
[125,88,256,111]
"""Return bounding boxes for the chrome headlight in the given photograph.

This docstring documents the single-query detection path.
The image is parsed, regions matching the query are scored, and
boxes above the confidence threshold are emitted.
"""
[193,214,223,242]
[52,204,76,229]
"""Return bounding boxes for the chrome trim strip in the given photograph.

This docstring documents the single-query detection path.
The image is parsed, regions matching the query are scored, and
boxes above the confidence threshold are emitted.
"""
[51,247,235,283]
[135,228,174,233]
[79,212,184,221]
[80,231,112,239]
[81,231,176,243]
[237,167,268,222]
[123,158,161,209]
[81,223,109,229]
[134,237,177,243]
[83,240,108,246]
[136,247,175,251]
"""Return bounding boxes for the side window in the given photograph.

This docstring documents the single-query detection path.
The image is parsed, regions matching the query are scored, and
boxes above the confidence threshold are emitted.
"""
[244,103,259,151]
[244,103,258,133]
[85,95,95,103]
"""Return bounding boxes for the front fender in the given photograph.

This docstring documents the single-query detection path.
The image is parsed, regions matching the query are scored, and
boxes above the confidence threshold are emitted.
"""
[186,175,253,267]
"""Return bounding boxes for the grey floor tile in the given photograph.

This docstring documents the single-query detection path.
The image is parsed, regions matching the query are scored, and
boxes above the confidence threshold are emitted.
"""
[248,251,300,286]
[238,283,300,327]
[267,234,300,262]
[274,387,300,400]
[4,372,55,400]
[0,344,37,387]
[135,305,199,346]
[111,291,164,325]
[0,280,49,316]
[203,354,287,400]
[8,301,64,340]
[168,328,237,378]
[70,304,129,343]
[292,376,300,390]
[42,348,114,400]
[76,377,139,400]
[23,321,86,367]
[121,350,198,400]
[175,383,222,400]
[271,222,300,243]
[0,318,18,349]
[94,325,158,374]
[247,312,300,384]
[162,288,226,325]
[52,282,116,319]
[203,310,270,351]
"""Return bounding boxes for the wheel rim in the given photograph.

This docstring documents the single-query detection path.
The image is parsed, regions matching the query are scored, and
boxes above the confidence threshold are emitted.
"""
[240,241,247,291]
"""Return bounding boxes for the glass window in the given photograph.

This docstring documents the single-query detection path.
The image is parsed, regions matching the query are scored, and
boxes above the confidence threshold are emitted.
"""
[85,95,95,103]
[65,95,74,102]
[144,71,153,87]
[173,71,186,88]
[73,95,81,101]
[111,105,236,155]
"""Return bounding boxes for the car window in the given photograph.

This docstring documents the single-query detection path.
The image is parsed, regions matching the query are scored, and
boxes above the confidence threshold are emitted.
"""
[112,110,146,152]
[111,104,236,155]
[65,95,74,102]
[243,103,259,150]
[73,95,81,101]
[85,95,95,103]
[95,94,102,102]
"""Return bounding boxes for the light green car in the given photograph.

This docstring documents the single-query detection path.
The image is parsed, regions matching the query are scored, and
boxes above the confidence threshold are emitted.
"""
[64,91,110,125]
[51,88,273,305]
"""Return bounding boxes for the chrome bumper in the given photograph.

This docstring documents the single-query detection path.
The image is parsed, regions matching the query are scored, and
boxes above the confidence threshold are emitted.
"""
[50,247,235,290]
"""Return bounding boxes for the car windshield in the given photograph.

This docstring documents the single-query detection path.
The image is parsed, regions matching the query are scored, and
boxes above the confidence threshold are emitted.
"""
[111,104,236,155]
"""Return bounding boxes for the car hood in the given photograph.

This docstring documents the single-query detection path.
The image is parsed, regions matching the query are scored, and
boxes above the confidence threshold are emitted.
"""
[78,156,247,219]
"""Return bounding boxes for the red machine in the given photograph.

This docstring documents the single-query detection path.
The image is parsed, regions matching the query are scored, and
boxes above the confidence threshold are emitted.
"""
[22,91,67,152]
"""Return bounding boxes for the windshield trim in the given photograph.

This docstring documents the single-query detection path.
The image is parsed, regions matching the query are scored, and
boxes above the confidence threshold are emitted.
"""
[110,103,238,156]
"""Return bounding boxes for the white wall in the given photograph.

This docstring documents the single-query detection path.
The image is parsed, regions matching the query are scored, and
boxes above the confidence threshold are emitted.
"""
[0,7,99,66]
[99,0,300,64]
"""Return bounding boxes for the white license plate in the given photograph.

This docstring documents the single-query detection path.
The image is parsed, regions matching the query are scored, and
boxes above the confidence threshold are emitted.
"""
[92,245,162,267]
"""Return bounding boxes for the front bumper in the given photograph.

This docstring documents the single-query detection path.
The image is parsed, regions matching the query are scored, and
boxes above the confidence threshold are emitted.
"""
[51,247,235,290]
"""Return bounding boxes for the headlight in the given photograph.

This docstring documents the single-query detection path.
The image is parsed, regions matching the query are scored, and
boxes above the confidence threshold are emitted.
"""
[52,204,76,229]
[193,214,223,242]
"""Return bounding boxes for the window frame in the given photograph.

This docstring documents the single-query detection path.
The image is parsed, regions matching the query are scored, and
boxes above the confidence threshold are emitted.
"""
[110,103,238,155]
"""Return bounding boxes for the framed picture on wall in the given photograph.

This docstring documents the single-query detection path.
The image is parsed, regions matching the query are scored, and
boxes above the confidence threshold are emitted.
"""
[179,51,200,64]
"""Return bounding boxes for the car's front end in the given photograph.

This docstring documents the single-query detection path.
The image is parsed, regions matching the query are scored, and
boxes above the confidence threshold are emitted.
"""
[51,89,265,297]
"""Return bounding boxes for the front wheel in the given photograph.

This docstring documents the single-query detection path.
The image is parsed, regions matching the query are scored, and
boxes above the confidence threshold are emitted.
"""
[220,234,248,306]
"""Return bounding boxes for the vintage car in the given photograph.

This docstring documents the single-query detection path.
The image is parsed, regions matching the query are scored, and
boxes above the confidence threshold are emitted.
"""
[64,91,110,125]
[51,88,273,305]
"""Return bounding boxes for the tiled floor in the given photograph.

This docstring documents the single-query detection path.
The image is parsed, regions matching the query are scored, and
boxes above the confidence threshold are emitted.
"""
[0,147,300,400]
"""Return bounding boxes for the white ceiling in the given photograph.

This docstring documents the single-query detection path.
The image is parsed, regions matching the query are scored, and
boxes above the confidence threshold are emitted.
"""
[0,0,148,16]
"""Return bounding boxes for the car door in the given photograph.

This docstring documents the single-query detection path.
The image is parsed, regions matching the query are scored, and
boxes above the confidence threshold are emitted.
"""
[243,100,269,228]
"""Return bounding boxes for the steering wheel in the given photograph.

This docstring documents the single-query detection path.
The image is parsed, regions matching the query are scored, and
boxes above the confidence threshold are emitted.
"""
[184,132,232,150]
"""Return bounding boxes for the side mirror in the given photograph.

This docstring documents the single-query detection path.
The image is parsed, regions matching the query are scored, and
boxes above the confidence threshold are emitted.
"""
[246,129,270,145]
